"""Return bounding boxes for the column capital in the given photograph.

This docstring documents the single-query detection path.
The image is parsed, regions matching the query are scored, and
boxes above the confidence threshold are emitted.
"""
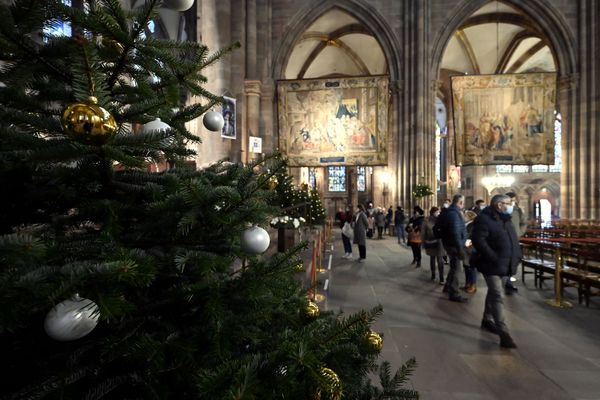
[244,80,262,96]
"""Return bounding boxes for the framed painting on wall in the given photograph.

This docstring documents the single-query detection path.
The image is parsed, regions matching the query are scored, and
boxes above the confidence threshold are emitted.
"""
[451,73,557,166]
[221,96,236,139]
[276,75,389,166]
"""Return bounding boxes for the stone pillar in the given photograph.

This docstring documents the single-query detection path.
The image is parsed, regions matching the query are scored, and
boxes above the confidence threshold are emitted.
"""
[260,80,274,153]
[243,80,261,163]
[558,74,577,219]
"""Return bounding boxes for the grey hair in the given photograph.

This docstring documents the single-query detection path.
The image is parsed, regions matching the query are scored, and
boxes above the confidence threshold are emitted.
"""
[451,194,464,205]
[490,194,510,209]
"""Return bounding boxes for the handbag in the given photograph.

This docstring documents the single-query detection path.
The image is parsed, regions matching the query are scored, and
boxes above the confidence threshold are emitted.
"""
[424,239,438,249]
[342,222,354,239]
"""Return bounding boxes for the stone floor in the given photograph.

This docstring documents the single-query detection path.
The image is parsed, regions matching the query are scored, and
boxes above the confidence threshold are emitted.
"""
[320,232,600,400]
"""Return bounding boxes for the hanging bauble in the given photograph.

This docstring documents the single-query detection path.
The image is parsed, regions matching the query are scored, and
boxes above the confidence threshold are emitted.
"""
[163,0,195,11]
[303,300,319,319]
[365,331,383,352]
[317,367,342,400]
[44,295,99,341]
[202,110,224,132]
[142,117,171,134]
[61,96,117,145]
[268,176,279,190]
[241,226,270,254]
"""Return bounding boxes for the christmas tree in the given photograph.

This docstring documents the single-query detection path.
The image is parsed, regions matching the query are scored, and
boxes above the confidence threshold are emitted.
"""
[0,1,417,399]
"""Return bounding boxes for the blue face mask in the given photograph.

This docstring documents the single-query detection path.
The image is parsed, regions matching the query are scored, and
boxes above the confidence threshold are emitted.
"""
[504,205,514,215]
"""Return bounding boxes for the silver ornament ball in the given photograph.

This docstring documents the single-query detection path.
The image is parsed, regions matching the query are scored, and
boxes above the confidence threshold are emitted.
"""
[203,111,224,132]
[163,0,195,12]
[44,295,99,341]
[241,226,270,254]
[142,117,171,134]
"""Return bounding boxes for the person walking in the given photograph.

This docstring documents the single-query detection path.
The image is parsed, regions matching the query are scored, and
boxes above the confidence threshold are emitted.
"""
[394,206,407,244]
[462,210,478,293]
[504,191,527,294]
[422,207,445,284]
[336,206,354,259]
[353,204,369,262]
[407,206,425,267]
[470,194,522,348]
[438,194,469,302]
[375,207,386,239]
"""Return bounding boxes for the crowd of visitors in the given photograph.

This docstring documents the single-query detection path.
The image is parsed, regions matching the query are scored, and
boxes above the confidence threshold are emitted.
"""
[334,191,526,349]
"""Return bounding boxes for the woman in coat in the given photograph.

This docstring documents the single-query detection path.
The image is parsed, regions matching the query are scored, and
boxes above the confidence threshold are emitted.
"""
[353,204,369,262]
[421,207,446,284]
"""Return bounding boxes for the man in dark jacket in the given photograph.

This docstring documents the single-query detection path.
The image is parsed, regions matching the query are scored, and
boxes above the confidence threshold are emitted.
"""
[440,194,468,302]
[470,194,522,348]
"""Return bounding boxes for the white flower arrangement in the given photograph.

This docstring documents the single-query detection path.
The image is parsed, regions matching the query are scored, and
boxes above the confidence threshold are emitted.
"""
[270,215,304,229]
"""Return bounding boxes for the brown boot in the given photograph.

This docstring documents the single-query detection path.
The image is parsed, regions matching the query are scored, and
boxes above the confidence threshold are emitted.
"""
[466,284,477,294]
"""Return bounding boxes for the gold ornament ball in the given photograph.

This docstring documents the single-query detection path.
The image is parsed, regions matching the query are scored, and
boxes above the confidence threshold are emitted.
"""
[304,300,319,319]
[268,176,278,190]
[294,261,304,272]
[61,96,117,145]
[365,331,383,352]
[318,367,342,400]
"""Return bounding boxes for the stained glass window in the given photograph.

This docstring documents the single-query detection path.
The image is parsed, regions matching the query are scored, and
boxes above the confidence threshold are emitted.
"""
[308,168,317,188]
[328,166,346,192]
[513,165,530,173]
[549,113,562,172]
[357,166,366,192]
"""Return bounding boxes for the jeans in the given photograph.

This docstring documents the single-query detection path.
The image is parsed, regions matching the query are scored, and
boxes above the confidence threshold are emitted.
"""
[483,275,509,334]
[341,233,352,254]
[430,255,444,281]
[396,223,406,242]
[445,247,463,297]
[464,265,478,285]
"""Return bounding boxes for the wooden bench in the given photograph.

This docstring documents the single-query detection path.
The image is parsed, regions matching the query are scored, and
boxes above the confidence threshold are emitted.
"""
[561,248,600,307]
[520,240,600,307]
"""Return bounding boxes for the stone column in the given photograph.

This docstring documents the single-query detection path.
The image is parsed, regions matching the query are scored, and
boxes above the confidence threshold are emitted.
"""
[260,80,274,153]
[558,74,577,219]
[243,80,261,163]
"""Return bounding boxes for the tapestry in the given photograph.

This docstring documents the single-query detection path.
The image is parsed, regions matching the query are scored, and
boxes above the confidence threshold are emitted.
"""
[451,73,557,166]
[277,76,389,166]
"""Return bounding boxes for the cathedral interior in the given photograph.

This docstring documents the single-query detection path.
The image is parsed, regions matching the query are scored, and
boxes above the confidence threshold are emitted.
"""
[137,0,599,222]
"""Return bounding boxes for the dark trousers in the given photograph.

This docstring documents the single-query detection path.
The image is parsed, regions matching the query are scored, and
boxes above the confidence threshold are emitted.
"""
[358,244,366,259]
[377,227,384,239]
[410,243,421,262]
[341,233,352,254]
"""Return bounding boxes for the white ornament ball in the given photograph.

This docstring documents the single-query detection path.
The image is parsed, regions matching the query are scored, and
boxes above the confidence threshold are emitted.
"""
[142,117,171,134]
[241,226,270,254]
[163,0,195,12]
[203,111,224,132]
[44,295,99,341]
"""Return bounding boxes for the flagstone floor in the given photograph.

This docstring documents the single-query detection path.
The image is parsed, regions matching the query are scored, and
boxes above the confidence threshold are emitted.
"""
[321,232,600,400]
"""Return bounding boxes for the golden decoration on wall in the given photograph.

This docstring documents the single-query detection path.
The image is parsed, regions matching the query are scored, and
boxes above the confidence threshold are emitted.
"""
[277,76,389,166]
[451,73,557,166]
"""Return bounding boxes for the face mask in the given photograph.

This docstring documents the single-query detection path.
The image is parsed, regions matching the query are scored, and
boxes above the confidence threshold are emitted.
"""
[434,212,440,217]
[442,203,449,208]
[504,205,514,215]
[479,205,485,210]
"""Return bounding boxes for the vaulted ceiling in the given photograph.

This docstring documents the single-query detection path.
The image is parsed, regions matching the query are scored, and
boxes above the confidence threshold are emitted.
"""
[440,1,556,75]
[284,2,556,81]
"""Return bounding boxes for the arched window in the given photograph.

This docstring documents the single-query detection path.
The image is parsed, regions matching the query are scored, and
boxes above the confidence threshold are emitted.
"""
[328,166,346,192]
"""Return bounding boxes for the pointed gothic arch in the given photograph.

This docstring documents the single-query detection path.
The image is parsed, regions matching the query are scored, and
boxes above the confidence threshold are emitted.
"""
[271,0,402,82]
[430,0,576,77]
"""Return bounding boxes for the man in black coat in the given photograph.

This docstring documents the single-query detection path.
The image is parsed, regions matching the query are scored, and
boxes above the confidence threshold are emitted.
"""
[440,194,468,302]
[470,194,522,348]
